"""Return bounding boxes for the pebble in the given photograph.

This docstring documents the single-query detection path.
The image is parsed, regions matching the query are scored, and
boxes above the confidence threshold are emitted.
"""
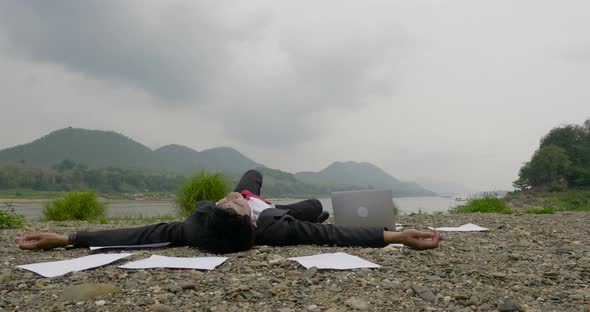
[477,303,491,311]
[302,267,318,279]
[167,285,182,293]
[0,272,10,283]
[491,272,507,279]
[412,285,437,303]
[344,297,370,311]
[497,300,523,312]
[257,246,272,253]
[150,303,174,312]
[268,254,285,265]
[61,283,120,301]
[329,283,341,292]
[156,292,173,301]
[178,282,197,290]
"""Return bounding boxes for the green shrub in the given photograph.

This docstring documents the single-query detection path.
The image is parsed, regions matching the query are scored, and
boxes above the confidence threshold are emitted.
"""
[393,203,399,216]
[523,207,555,214]
[175,172,229,217]
[450,194,513,214]
[43,192,107,221]
[0,203,24,229]
[505,187,590,212]
[552,189,590,211]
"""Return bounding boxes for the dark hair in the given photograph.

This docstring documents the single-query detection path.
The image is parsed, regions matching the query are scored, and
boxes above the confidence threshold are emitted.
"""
[197,207,254,254]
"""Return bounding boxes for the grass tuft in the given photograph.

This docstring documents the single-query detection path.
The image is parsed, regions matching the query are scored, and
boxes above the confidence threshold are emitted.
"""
[43,192,107,221]
[450,194,513,214]
[175,171,229,217]
[0,202,24,228]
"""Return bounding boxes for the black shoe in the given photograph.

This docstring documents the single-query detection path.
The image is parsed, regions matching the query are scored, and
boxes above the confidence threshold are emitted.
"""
[317,211,329,223]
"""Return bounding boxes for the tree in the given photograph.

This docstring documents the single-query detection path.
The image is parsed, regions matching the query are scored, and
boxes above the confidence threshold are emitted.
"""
[516,145,571,188]
[540,125,587,163]
[517,119,590,189]
[513,165,532,189]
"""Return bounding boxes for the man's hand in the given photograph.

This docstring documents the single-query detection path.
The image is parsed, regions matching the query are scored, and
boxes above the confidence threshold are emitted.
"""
[400,229,441,250]
[17,233,69,250]
[384,229,441,250]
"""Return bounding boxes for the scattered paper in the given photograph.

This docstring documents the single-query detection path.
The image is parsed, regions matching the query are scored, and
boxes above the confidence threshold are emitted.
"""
[387,243,405,248]
[288,252,381,270]
[119,255,228,270]
[90,242,171,251]
[429,223,489,232]
[17,253,134,278]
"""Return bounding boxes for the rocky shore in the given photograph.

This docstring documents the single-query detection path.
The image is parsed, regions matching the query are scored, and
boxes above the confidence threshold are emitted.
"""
[1,212,589,311]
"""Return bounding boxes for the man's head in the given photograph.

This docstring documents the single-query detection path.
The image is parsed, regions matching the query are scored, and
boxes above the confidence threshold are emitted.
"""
[215,192,252,220]
[196,192,255,254]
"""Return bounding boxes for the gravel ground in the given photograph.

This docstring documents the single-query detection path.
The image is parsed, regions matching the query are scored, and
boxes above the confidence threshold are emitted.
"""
[1,212,589,312]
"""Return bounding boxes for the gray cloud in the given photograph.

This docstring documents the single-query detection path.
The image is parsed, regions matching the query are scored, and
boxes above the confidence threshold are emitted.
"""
[0,1,238,102]
[0,1,407,145]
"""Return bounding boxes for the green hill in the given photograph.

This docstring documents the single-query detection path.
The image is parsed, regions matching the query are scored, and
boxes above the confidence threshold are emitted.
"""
[295,161,435,197]
[153,144,201,173]
[0,127,162,170]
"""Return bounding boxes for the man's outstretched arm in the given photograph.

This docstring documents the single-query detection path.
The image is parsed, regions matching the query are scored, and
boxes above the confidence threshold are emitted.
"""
[16,201,222,251]
[257,216,441,250]
[17,222,187,250]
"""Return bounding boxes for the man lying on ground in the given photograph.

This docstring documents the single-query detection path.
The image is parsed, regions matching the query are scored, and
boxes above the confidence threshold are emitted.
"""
[18,170,440,253]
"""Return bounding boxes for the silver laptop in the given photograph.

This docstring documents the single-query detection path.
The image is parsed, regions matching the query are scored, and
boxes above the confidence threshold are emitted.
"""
[331,189,395,229]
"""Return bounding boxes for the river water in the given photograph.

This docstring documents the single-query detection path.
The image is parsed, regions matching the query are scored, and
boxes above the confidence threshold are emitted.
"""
[7,196,463,220]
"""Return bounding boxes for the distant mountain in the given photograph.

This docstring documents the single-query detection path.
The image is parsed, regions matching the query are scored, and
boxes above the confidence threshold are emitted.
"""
[196,147,264,173]
[0,127,162,170]
[295,161,435,197]
[154,145,263,174]
[153,144,200,173]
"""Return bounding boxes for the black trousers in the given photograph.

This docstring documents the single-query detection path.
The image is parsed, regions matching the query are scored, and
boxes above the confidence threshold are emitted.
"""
[234,170,323,223]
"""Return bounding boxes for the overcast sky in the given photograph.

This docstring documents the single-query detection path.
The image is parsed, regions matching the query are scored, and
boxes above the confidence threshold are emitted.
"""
[1,0,588,192]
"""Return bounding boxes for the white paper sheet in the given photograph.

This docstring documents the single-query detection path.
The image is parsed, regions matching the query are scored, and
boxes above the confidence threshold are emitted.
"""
[429,223,489,232]
[17,253,134,278]
[119,255,228,270]
[287,252,381,270]
[90,242,171,250]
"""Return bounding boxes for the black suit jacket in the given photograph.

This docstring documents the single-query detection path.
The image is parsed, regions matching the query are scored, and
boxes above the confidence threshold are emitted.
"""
[75,201,386,249]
